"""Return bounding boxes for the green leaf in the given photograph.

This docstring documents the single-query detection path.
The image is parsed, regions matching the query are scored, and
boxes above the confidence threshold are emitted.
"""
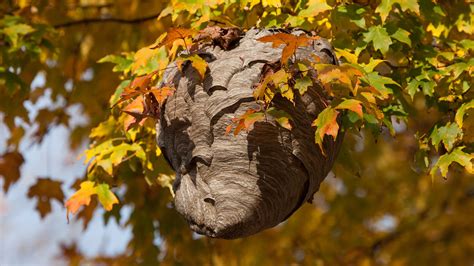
[406,79,420,100]
[363,25,392,54]
[430,147,474,179]
[294,76,312,95]
[391,28,411,46]
[109,80,131,107]
[98,54,134,73]
[376,0,420,22]
[3,23,35,48]
[455,100,474,128]
[266,107,293,130]
[362,72,399,99]
[95,184,119,211]
[430,123,463,152]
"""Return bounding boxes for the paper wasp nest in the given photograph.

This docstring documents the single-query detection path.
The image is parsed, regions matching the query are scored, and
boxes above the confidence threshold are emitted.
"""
[156,29,342,239]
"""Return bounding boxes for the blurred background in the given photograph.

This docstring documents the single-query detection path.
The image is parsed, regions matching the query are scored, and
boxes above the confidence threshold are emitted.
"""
[1,0,473,265]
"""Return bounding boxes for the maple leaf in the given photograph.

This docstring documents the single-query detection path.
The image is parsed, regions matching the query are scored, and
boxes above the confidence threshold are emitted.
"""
[455,100,474,128]
[254,68,289,103]
[335,48,359,64]
[95,183,119,211]
[122,96,146,131]
[258,33,313,64]
[262,0,281,8]
[335,99,364,118]
[312,107,340,155]
[228,109,265,136]
[363,25,392,54]
[266,107,293,130]
[430,123,463,152]
[27,177,65,218]
[298,0,332,18]
[98,53,133,73]
[153,28,197,49]
[376,0,420,23]
[176,54,208,79]
[294,76,313,95]
[65,181,119,221]
[113,72,156,107]
[150,86,175,106]
[314,64,363,96]
[361,72,398,99]
[65,181,97,217]
[430,147,473,179]
[0,151,24,192]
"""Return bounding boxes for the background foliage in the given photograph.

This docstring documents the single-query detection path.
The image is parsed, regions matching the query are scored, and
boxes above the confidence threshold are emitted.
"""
[1,0,473,265]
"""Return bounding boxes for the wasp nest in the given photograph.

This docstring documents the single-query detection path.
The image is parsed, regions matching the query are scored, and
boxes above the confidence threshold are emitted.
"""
[156,28,342,239]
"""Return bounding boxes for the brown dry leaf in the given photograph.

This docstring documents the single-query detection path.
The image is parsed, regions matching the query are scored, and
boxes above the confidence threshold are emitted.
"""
[0,151,24,192]
[27,177,65,218]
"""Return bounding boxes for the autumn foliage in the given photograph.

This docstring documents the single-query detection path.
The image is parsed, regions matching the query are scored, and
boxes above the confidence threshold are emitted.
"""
[1,0,473,264]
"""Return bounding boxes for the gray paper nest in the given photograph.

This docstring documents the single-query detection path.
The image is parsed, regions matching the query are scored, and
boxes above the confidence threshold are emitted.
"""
[156,28,343,239]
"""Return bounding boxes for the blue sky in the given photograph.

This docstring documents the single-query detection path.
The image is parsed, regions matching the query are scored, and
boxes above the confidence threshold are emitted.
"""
[0,72,132,265]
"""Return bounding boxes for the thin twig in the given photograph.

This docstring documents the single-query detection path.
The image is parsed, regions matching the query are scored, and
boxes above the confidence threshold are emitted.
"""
[53,13,161,28]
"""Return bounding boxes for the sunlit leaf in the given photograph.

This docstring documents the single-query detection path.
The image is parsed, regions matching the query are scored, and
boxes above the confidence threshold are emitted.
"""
[430,147,474,179]
[455,100,474,128]
[154,27,198,49]
[312,107,340,154]
[363,25,392,54]
[95,184,119,211]
[258,33,313,64]
[336,99,363,118]
[266,107,293,130]
[65,181,97,216]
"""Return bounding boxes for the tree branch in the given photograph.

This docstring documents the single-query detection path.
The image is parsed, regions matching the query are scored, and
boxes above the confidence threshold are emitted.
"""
[53,13,161,28]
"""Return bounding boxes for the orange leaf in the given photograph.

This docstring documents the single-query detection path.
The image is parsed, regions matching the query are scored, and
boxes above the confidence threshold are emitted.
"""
[314,64,363,96]
[154,28,197,49]
[113,73,156,107]
[65,181,97,217]
[258,33,313,64]
[312,107,340,155]
[65,181,119,222]
[150,86,175,105]
[229,109,265,136]
[122,97,146,131]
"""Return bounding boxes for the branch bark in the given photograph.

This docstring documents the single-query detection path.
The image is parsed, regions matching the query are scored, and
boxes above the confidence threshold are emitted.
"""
[53,13,160,28]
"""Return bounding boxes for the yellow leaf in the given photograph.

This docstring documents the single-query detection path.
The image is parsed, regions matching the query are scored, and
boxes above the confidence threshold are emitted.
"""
[132,45,157,72]
[335,48,358,64]
[262,0,281,8]
[299,0,332,18]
